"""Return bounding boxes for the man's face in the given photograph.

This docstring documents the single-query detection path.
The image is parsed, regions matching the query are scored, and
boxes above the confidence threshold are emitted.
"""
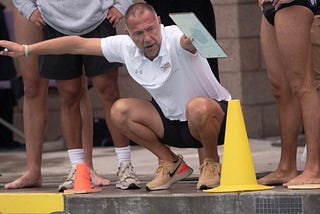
[126,10,162,61]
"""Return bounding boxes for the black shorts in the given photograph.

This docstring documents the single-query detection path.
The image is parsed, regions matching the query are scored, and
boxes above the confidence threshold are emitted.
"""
[151,99,228,148]
[39,19,121,80]
[262,0,320,25]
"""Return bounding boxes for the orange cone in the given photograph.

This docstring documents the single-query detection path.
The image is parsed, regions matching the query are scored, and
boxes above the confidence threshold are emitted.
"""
[64,163,102,194]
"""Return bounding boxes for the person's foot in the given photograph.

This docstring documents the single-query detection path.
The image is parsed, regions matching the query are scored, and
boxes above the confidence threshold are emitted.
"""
[58,166,76,192]
[197,159,220,190]
[146,155,193,191]
[116,161,140,190]
[284,171,320,188]
[58,166,111,192]
[257,170,297,186]
[4,172,42,189]
[89,169,111,186]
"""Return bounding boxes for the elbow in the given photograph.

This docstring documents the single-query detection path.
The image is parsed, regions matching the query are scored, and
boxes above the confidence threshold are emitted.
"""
[69,36,84,54]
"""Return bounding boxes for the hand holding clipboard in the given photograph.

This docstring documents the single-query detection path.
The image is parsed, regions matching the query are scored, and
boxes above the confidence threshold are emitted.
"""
[169,12,227,58]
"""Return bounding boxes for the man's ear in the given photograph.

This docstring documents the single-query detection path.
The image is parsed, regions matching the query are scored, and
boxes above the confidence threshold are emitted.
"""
[157,16,161,24]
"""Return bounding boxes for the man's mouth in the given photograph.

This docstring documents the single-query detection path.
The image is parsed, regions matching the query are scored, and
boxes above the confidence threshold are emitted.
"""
[144,44,154,49]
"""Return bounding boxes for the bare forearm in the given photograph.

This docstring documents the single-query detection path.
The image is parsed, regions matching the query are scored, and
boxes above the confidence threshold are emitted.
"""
[30,36,86,55]
[0,36,103,58]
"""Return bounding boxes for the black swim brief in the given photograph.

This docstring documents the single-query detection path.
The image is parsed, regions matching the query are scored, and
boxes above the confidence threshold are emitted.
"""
[262,0,320,25]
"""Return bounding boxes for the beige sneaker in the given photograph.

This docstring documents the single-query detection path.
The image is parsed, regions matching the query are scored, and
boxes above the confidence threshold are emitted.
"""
[146,155,193,191]
[197,159,220,190]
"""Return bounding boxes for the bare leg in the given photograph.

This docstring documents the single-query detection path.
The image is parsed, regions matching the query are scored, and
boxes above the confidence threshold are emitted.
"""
[56,78,83,151]
[258,6,320,186]
[258,15,300,185]
[93,69,139,189]
[186,97,223,189]
[111,98,176,161]
[186,98,223,162]
[5,8,48,189]
[197,148,205,165]
[91,70,130,149]
[274,7,320,186]
[80,75,110,186]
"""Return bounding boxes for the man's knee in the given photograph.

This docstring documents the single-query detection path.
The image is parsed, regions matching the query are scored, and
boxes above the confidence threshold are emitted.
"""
[289,77,310,99]
[103,86,119,102]
[59,86,83,107]
[268,79,291,100]
[94,79,120,104]
[111,99,130,126]
[186,98,224,123]
[23,80,48,99]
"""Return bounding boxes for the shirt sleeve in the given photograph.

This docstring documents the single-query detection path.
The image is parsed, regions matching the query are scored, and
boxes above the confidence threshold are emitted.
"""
[13,0,37,20]
[101,35,130,63]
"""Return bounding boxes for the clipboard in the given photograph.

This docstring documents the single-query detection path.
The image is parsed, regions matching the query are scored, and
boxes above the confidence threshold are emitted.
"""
[169,12,227,58]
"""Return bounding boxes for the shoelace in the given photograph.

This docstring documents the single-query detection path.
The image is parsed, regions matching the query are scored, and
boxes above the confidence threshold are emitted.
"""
[64,168,76,181]
[200,161,219,177]
[118,163,136,179]
[155,162,171,176]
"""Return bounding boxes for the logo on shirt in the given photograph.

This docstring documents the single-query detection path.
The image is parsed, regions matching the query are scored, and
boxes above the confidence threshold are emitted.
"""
[160,62,171,72]
[135,69,143,75]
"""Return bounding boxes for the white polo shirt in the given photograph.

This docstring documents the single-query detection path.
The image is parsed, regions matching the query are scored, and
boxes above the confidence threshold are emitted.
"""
[101,25,231,121]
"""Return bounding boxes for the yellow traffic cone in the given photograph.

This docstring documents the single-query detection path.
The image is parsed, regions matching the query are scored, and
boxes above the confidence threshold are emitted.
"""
[205,99,273,193]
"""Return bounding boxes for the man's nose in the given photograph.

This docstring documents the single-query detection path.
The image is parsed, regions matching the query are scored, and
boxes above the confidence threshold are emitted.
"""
[143,31,153,41]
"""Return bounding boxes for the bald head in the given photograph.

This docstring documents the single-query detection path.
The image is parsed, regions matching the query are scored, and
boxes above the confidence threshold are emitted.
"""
[125,2,158,28]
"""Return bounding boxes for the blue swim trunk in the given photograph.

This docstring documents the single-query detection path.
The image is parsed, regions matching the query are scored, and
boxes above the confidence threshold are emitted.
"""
[262,0,320,25]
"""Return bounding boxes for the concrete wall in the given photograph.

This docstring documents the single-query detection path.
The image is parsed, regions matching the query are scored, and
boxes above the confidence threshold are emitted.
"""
[3,0,307,141]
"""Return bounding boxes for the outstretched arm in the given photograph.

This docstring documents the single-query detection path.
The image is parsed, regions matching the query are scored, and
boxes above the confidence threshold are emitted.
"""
[0,36,103,58]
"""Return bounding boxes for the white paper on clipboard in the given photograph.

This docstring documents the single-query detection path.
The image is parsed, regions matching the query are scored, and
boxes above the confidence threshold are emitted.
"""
[169,12,227,58]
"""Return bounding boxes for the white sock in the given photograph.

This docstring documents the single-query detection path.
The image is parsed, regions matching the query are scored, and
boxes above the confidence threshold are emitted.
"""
[115,146,131,164]
[68,148,84,167]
